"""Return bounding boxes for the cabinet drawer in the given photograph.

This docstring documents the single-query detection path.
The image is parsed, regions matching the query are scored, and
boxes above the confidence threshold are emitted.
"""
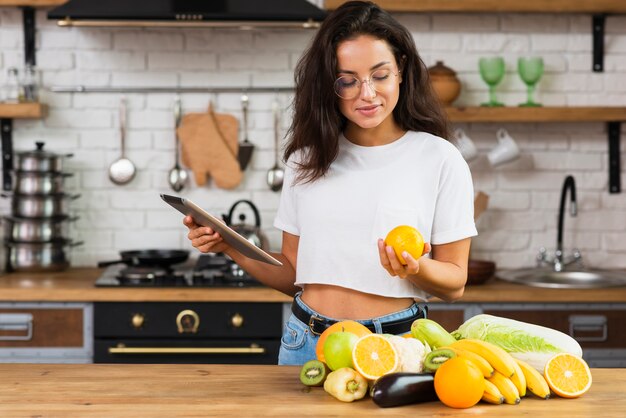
[483,309,626,349]
[0,308,84,348]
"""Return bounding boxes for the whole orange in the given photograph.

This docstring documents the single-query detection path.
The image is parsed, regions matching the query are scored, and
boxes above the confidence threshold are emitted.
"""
[315,320,372,362]
[384,225,425,265]
[434,357,485,409]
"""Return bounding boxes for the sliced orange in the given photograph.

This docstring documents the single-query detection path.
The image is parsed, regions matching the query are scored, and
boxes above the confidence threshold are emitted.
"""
[544,353,592,398]
[351,334,399,380]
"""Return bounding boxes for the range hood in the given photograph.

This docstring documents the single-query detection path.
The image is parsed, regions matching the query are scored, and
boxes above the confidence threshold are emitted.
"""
[48,0,327,29]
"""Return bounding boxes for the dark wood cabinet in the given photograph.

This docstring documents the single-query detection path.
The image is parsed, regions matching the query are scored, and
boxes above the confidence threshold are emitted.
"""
[0,307,84,348]
[426,308,465,333]
[483,308,626,349]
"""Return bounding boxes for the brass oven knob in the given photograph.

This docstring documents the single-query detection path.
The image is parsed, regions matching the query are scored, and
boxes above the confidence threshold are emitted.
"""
[131,313,145,329]
[176,309,200,334]
[231,313,244,328]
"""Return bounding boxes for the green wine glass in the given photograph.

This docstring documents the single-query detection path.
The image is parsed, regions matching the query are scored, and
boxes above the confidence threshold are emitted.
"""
[518,57,544,107]
[479,57,505,107]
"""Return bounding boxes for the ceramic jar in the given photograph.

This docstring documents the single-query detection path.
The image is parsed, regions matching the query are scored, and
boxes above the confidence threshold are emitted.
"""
[428,61,461,106]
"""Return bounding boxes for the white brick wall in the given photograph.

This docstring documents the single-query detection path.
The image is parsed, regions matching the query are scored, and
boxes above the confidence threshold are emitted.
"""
[0,7,624,269]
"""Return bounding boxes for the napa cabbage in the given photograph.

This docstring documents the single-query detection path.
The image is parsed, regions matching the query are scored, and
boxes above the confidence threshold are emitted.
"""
[452,314,583,372]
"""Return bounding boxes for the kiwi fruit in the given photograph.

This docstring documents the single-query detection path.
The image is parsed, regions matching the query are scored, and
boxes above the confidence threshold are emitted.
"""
[299,359,330,387]
[423,348,456,373]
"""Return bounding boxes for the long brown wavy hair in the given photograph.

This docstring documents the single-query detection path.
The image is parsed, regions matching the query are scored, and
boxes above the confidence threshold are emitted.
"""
[284,1,449,184]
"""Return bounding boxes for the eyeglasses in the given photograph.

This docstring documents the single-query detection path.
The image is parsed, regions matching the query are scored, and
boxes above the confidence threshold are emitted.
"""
[333,68,400,100]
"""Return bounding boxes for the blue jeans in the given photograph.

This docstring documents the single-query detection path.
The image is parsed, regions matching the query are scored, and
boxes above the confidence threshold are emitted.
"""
[278,292,427,366]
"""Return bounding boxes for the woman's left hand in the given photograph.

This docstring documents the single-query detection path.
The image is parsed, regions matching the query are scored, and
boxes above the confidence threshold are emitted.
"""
[377,239,431,279]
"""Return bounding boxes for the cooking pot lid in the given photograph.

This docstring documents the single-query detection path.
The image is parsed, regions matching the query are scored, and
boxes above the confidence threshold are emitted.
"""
[16,142,61,159]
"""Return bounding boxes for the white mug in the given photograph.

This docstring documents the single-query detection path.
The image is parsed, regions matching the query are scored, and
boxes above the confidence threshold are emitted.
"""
[488,128,520,166]
[453,128,478,162]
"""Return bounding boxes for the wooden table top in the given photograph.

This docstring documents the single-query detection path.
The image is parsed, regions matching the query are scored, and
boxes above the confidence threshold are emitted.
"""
[2,267,626,303]
[0,364,622,417]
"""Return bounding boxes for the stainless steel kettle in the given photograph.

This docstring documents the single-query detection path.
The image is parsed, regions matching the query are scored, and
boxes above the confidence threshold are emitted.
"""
[223,200,269,251]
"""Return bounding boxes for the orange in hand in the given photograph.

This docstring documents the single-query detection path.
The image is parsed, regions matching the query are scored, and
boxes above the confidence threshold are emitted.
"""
[384,225,424,265]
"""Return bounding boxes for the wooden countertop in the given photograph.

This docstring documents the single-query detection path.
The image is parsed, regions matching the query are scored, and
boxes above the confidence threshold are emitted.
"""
[0,364,622,417]
[2,267,626,303]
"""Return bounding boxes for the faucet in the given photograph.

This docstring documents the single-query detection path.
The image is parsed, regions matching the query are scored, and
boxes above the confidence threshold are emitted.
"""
[537,175,582,271]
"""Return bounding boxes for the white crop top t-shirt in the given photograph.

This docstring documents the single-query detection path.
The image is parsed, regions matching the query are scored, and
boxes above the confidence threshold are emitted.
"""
[273,130,477,301]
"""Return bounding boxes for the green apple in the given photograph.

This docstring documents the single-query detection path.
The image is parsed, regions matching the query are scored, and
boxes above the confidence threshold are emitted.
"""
[323,331,358,371]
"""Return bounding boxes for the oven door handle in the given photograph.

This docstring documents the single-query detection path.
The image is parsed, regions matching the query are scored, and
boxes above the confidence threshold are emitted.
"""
[108,345,266,355]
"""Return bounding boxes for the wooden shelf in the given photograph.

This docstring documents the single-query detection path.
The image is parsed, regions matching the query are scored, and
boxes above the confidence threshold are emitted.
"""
[0,102,46,119]
[445,106,626,123]
[326,0,626,13]
[0,0,65,6]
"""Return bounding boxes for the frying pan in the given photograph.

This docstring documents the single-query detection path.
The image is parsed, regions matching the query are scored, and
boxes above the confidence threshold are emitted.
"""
[97,249,190,268]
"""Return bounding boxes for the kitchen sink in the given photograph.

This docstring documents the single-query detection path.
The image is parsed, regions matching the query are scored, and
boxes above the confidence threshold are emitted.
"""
[496,268,626,289]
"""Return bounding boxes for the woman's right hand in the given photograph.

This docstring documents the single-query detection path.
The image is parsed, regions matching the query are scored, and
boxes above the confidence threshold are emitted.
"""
[183,216,231,254]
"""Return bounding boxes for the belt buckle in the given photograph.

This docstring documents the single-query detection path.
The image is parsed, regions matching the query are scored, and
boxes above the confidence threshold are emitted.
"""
[308,315,324,336]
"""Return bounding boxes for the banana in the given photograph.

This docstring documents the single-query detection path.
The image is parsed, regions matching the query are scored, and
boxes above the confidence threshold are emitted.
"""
[482,379,504,405]
[510,357,527,397]
[451,339,516,378]
[514,358,550,400]
[488,370,520,405]
[443,346,494,378]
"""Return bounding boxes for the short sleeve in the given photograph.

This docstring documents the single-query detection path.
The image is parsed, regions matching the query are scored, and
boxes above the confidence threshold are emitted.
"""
[430,148,478,245]
[273,153,300,236]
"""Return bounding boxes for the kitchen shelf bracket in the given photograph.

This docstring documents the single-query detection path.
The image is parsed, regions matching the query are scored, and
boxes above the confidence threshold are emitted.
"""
[22,6,36,67]
[608,121,621,194]
[1,119,14,191]
[592,14,606,72]
[0,7,36,192]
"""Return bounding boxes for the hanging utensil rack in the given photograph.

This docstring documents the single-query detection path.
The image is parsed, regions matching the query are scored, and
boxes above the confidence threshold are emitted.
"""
[50,86,294,94]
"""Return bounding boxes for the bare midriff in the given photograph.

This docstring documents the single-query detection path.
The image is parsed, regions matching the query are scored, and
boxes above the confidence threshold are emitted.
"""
[300,283,415,319]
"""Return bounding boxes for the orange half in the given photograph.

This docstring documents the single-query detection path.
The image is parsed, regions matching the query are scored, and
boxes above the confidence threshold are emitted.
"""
[351,334,399,380]
[544,353,592,398]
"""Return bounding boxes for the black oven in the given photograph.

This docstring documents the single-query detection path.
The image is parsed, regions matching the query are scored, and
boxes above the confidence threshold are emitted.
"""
[94,302,282,364]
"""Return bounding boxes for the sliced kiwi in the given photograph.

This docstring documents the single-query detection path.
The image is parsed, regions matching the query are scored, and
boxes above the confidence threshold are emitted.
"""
[299,359,330,387]
[423,348,456,373]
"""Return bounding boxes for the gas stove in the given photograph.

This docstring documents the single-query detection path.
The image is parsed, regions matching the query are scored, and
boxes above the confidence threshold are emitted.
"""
[95,254,264,288]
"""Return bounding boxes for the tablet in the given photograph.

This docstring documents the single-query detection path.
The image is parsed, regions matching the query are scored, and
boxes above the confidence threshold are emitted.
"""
[160,194,283,266]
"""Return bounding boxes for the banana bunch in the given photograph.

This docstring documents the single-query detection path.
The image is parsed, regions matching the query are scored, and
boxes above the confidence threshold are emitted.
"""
[444,339,551,405]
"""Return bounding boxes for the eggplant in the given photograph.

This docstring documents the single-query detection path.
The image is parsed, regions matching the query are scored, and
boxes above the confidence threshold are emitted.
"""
[370,372,438,408]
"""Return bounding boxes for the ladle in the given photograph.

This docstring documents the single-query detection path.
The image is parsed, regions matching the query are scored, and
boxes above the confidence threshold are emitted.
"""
[108,97,136,185]
[266,100,284,192]
[168,97,188,192]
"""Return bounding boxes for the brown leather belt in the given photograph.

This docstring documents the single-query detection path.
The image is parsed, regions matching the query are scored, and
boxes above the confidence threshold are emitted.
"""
[291,300,427,336]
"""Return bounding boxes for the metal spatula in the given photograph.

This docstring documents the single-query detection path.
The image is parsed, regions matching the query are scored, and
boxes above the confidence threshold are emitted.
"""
[237,93,255,170]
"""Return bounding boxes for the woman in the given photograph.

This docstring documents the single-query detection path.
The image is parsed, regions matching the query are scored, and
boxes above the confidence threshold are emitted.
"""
[184,1,477,365]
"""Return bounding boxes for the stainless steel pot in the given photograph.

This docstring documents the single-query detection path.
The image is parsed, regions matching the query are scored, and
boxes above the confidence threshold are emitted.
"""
[9,193,80,218]
[12,171,72,195]
[14,141,73,173]
[2,216,78,242]
[5,240,82,272]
